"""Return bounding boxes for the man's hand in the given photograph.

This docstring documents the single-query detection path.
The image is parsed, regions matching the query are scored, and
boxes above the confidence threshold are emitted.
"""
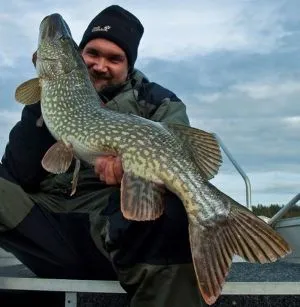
[94,155,123,185]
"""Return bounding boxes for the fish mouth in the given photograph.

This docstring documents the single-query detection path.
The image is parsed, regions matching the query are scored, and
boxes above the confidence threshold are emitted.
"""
[39,13,72,43]
[36,13,83,77]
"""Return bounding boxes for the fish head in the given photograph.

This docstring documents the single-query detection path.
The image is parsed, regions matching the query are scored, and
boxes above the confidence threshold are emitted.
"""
[36,13,86,79]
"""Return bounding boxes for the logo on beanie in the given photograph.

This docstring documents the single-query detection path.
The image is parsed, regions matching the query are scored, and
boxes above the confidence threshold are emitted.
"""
[92,25,111,32]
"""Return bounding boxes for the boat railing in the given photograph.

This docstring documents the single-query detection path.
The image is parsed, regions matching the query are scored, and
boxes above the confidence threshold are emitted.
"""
[212,133,252,210]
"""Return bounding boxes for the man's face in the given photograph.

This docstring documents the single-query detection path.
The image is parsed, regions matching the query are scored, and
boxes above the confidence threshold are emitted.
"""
[81,38,129,92]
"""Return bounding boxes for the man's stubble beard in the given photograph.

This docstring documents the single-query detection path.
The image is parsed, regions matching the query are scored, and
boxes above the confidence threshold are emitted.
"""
[89,74,111,92]
[90,74,129,94]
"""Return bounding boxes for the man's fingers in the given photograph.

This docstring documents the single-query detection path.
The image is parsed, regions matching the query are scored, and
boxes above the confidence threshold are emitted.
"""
[113,156,123,184]
[94,155,123,185]
[94,157,106,175]
[104,157,117,185]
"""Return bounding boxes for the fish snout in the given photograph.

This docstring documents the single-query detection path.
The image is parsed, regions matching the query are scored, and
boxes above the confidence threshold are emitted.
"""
[39,13,72,42]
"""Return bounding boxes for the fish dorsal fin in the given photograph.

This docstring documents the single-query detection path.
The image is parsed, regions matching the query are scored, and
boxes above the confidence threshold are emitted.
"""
[42,140,74,174]
[15,78,41,105]
[166,123,222,180]
[121,172,165,221]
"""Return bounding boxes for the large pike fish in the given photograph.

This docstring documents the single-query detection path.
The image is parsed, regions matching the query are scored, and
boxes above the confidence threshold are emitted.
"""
[15,14,291,305]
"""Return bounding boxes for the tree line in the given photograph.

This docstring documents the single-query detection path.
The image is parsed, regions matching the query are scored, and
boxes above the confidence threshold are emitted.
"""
[252,204,300,218]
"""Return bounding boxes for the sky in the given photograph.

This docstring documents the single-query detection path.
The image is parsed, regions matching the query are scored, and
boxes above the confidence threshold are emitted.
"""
[0,0,299,208]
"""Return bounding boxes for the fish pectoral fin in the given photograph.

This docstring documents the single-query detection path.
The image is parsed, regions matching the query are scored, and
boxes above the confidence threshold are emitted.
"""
[189,201,291,305]
[165,123,222,180]
[42,140,74,174]
[15,78,41,105]
[121,172,165,221]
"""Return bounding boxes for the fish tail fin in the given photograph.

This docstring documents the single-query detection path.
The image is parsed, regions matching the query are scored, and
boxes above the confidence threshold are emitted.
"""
[188,202,291,305]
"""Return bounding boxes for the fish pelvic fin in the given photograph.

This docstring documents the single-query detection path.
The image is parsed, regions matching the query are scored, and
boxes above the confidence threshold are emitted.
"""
[189,204,291,305]
[42,140,74,174]
[121,172,165,221]
[15,78,41,105]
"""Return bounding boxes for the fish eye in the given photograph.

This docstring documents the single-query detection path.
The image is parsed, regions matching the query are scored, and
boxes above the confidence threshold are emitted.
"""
[60,36,69,42]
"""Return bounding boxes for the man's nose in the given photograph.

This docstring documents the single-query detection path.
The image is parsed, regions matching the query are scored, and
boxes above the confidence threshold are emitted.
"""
[93,57,108,72]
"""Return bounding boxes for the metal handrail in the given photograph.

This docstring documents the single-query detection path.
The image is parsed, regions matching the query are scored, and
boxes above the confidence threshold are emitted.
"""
[268,193,300,226]
[212,133,252,210]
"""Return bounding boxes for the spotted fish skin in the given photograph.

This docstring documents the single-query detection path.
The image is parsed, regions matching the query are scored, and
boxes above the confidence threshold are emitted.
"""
[16,13,291,306]
[42,73,229,221]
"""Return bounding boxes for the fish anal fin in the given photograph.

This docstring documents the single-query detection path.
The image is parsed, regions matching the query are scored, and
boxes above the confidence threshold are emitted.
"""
[15,78,41,105]
[121,172,165,221]
[42,140,74,174]
[166,123,222,180]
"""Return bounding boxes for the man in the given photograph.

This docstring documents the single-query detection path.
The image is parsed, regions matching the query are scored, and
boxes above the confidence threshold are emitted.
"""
[0,5,207,307]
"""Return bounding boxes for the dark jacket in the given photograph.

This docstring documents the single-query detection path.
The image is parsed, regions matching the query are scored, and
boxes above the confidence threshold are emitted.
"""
[1,69,190,191]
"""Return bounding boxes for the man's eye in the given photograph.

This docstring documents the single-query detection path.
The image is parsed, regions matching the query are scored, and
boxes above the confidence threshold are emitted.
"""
[110,56,123,63]
[86,49,98,56]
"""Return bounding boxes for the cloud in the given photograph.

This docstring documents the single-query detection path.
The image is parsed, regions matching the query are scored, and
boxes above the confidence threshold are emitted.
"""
[186,76,300,174]
[232,80,300,100]
[283,116,300,128]
[211,170,300,206]
[190,78,300,120]
[0,110,21,124]
[138,0,289,59]
[0,0,293,67]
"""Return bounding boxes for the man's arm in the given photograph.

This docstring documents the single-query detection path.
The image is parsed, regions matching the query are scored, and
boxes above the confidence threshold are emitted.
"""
[1,103,56,191]
[141,82,190,126]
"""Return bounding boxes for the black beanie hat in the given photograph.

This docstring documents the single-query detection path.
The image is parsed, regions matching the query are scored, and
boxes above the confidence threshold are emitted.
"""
[79,5,144,68]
